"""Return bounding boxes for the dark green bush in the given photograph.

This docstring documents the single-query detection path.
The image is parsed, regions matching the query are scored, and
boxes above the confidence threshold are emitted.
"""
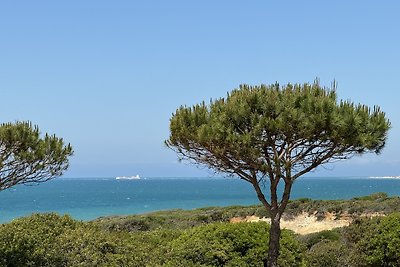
[344,212,400,266]
[306,240,346,267]
[165,222,305,267]
[300,229,341,249]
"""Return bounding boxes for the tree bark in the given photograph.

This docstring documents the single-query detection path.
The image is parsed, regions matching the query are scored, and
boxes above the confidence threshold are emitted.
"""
[266,211,281,267]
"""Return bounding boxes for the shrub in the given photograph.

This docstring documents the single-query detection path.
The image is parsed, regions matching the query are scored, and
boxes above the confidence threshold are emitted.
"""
[306,240,346,267]
[0,213,146,267]
[347,213,400,266]
[300,229,341,249]
[352,192,388,201]
[0,213,78,266]
[52,225,124,266]
[165,222,305,267]
[50,223,182,266]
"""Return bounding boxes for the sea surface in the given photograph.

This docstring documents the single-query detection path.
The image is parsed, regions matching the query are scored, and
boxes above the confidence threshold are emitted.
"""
[1,176,400,224]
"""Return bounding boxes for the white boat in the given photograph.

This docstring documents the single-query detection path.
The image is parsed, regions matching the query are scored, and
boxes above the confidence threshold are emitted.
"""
[116,175,140,180]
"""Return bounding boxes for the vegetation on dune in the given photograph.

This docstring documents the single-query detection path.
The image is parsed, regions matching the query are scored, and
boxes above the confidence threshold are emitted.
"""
[284,192,398,219]
[164,222,304,267]
[94,192,400,233]
[0,214,302,267]
[343,213,400,266]
[94,205,268,232]
[0,213,78,266]
[1,194,400,266]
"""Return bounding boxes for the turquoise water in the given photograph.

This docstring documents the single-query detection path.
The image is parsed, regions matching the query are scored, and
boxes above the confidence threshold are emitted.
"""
[0,177,399,223]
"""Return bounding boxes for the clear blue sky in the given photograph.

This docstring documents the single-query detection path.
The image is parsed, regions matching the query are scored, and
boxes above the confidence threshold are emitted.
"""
[1,1,399,178]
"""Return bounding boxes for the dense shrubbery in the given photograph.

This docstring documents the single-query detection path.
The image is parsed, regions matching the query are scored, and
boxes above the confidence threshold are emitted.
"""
[94,205,268,232]
[300,229,341,250]
[2,195,400,266]
[284,192,400,219]
[0,213,78,266]
[95,193,400,233]
[165,222,304,267]
[0,214,302,266]
[344,213,400,266]
[303,213,400,267]
[305,240,346,267]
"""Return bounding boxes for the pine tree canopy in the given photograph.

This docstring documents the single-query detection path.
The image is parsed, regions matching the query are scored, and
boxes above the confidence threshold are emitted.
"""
[0,121,73,190]
[166,82,390,182]
[167,81,390,267]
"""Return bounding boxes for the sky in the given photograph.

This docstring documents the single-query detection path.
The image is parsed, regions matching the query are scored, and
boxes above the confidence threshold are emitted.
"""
[0,1,399,178]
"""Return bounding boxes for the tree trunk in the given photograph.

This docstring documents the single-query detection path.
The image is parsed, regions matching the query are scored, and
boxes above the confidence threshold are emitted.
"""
[266,212,281,267]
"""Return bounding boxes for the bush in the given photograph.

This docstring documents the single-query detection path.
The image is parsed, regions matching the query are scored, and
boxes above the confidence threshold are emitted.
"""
[352,192,388,201]
[344,213,400,266]
[95,206,268,233]
[306,240,346,267]
[165,222,305,267]
[52,225,126,266]
[48,221,183,266]
[98,216,154,232]
[0,213,185,267]
[300,229,341,249]
[0,213,78,266]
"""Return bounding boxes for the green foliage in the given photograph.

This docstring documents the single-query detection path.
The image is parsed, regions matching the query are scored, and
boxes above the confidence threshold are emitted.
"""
[52,225,123,266]
[53,225,183,267]
[284,193,400,218]
[352,192,388,201]
[166,81,390,266]
[306,240,346,267]
[0,121,73,190]
[93,194,400,235]
[3,202,400,266]
[0,213,306,267]
[166,82,390,177]
[165,222,305,267]
[0,213,181,267]
[0,213,78,266]
[344,213,400,266]
[95,205,267,232]
[300,229,341,249]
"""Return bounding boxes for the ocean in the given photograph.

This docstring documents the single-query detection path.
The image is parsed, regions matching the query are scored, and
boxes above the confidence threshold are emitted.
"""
[0,176,399,224]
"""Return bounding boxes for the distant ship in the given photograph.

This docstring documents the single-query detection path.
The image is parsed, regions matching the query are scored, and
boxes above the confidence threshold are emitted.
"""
[115,175,140,180]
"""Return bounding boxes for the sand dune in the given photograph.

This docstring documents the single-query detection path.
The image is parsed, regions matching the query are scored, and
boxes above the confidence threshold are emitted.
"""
[230,212,383,235]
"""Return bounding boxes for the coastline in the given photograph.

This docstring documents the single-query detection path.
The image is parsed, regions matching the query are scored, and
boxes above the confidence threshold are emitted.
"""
[2,177,400,224]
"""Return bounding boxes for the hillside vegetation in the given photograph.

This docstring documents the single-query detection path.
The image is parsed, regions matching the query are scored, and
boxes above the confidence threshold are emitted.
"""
[0,193,400,266]
[94,192,398,232]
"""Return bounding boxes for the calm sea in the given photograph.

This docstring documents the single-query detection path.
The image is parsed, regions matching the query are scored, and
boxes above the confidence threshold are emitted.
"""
[0,177,399,224]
